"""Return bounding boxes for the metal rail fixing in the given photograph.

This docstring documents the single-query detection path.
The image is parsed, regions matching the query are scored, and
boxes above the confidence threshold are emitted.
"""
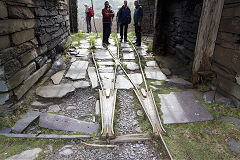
[107,36,173,160]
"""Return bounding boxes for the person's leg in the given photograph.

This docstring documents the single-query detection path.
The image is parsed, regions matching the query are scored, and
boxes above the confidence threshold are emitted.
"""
[103,23,107,44]
[117,23,119,33]
[107,23,111,43]
[89,17,92,33]
[86,18,89,33]
[136,25,142,46]
[134,24,137,43]
[138,25,142,45]
[120,23,123,41]
[124,24,128,41]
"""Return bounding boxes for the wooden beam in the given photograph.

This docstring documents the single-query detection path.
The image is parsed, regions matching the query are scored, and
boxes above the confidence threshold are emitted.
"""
[192,0,224,83]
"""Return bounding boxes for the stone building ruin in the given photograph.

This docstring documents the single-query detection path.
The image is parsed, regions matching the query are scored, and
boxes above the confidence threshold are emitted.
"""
[0,0,239,116]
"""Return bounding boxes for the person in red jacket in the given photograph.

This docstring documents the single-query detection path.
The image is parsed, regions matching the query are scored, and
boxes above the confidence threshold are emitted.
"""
[102,1,114,45]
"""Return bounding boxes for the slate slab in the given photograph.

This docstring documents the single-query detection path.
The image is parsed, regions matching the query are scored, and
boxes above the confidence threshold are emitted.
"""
[166,78,193,89]
[51,70,65,85]
[203,91,233,105]
[122,48,133,53]
[6,148,42,160]
[228,138,240,153]
[158,91,213,124]
[36,84,75,98]
[100,73,115,89]
[95,49,112,60]
[146,61,158,67]
[145,67,167,80]
[39,113,99,134]
[99,66,114,73]
[0,128,11,134]
[72,81,90,89]
[88,67,99,88]
[12,111,41,133]
[123,62,139,71]
[122,53,135,60]
[76,49,89,57]
[221,116,240,128]
[97,61,115,66]
[116,74,143,89]
[79,43,90,49]
[65,61,88,80]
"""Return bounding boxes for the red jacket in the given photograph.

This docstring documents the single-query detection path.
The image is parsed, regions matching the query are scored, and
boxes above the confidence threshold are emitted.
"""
[102,7,114,23]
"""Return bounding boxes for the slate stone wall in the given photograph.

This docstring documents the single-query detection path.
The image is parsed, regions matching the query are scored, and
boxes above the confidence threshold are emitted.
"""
[0,0,71,113]
[153,0,203,64]
[212,0,240,107]
[139,0,155,35]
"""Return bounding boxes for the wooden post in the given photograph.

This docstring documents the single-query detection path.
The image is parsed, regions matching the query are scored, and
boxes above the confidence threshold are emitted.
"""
[192,0,224,83]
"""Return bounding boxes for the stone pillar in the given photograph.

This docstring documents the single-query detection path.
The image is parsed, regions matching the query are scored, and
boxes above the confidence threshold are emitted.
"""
[139,0,155,35]
[69,0,78,33]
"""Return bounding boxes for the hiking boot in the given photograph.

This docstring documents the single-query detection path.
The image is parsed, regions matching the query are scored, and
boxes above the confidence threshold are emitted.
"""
[135,43,141,47]
[124,39,128,42]
[120,39,123,42]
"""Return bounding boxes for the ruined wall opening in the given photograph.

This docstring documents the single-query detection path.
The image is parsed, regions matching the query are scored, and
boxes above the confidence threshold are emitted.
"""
[152,0,203,79]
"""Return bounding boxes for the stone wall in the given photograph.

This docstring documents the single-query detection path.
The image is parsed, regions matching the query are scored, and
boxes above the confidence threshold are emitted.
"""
[139,0,155,35]
[0,0,71,114]
[211,0,240,107]
[153,0,203,64]
[69,0,78,33]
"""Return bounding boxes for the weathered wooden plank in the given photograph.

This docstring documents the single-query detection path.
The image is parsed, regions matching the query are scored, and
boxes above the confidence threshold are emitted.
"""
[192,0,225,83]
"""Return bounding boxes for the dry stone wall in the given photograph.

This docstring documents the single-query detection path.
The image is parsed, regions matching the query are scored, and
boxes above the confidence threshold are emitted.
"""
[139,0,155,35]
[0,0,71,114]
[212,0,240,107]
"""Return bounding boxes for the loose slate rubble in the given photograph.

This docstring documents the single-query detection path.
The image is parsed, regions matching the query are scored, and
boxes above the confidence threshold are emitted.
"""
[36,84,75,98]
[48,105,61,113]
[203,91,233,105]
[116,74,143,89]
[166,78,193,88]
[12,111,41,133]
[122,48,133,53]
[39,113,99,134]
[65,61,89,80]
[51,70,65,85]
[123,62,139,71]
[145,67,167,80]
[5,148,42,160]
[72,81,90,89]
[88,67,99,88]
[158,91,213,124]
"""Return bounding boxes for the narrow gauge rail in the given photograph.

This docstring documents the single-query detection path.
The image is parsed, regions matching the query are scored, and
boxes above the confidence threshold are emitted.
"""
[91,36,173,159]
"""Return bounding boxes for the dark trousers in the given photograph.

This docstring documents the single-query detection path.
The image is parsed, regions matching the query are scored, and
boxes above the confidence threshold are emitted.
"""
[86,17,91,33]
[103,23,111,44]
[135,24,142,45]
[117,22,120,33]
[120,23,128,41]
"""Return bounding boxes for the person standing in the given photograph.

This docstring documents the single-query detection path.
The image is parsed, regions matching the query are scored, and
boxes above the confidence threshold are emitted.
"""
[84,3,94,33]
[119,1,131,42]
[134,0,143,46]
[102,1,114,45]
[116,7,121,33]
